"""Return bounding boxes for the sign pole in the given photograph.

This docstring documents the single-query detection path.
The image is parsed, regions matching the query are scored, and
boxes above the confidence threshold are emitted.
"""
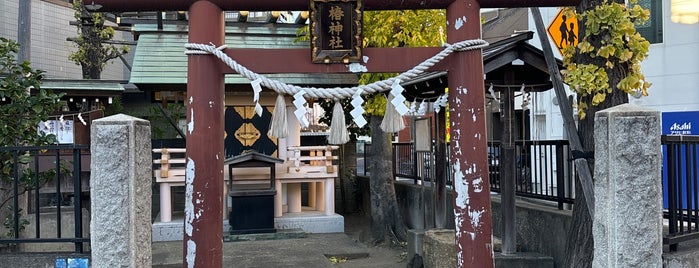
[532,7,594,217]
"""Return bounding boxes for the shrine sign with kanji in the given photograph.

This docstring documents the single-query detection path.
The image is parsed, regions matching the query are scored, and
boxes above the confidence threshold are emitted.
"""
[310,0,363,64]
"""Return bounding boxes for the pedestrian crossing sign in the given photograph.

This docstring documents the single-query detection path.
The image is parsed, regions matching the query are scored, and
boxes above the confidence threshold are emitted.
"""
[547,8,578,55]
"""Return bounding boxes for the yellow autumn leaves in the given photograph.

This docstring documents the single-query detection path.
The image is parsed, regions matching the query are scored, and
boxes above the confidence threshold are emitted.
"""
[561,1,651,119]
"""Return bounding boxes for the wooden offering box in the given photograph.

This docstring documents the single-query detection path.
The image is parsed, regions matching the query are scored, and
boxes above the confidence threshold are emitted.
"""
[224,151,283,234]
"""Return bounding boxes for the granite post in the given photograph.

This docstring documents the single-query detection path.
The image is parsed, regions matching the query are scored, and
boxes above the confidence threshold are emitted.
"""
[90,114,152,267]
[593,104,662,268]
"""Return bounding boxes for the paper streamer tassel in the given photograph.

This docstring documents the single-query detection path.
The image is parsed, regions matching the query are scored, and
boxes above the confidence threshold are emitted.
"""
[268,94,288,139]
[77,113,87,126]
[293,90,310,128]
[350,89,367,128]
[380,94,406,133]
[327,101,350,145]
[390,79,409,115]
[417,99,427,116]
[408,101,417,115]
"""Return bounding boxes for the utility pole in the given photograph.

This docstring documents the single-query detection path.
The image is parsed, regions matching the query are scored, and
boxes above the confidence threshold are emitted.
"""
[18,0,31,63]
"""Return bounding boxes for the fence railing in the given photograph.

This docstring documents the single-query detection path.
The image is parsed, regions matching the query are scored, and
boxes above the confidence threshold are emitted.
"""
[663,135,699,251]
[487,140,575,209]
[359,142,371,176]
[360,136,699,250]
[382,140,575,209]
[0,145,89,253]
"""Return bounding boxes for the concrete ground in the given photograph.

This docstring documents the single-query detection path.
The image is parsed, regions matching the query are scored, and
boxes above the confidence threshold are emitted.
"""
[153,213,408,268]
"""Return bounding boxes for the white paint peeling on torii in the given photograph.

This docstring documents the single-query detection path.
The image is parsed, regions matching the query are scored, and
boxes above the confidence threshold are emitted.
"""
[454,16,467,30]
[448,77,493,262]
[453,163,470,210]
[454,140,462,156]
[457,242,464,267]
[472,177,483,192]
[184,157,197,268]
[188,97,195,135]
[468,208,485,235]
[458,86,468,94]
[348,63,368,73]
[186,239,196,268]
[454,205,466,266]
[185,158,195,237]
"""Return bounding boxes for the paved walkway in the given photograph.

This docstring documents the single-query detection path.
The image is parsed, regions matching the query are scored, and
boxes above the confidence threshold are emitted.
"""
[153,214,407,267]
[153,233,370,267]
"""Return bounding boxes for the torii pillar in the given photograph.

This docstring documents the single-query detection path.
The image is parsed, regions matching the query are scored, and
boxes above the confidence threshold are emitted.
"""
[91,1,579,267]
[184,2,225,267]
[446,1,492,266]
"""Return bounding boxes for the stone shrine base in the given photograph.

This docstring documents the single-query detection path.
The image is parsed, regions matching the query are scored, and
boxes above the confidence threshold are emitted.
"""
[152,209,344,242]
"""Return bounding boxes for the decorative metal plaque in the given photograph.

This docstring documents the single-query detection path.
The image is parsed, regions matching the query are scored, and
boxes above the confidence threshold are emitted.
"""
[310,0,362,64]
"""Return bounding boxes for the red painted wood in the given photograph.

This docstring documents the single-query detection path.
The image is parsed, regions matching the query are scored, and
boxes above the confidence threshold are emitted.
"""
[90,0,579,12]
[446,1,494,267]
[185,2,225,267]
[219,47,447,74]
[86,2,580,268]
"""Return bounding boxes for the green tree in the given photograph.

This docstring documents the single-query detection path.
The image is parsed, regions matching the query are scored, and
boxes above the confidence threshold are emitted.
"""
[0,37,65,237]
[0,38,63,147]
[69,0,129,79]
[560,1,651,267]
[361,10,446,246]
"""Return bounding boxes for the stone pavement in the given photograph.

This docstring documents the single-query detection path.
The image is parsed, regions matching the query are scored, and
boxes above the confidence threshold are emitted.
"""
[0,214,407,268]
[153,214,408,268]
[152,234,408,268]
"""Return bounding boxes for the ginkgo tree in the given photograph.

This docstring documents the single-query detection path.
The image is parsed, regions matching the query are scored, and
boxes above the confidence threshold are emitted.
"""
[559,1,651,267]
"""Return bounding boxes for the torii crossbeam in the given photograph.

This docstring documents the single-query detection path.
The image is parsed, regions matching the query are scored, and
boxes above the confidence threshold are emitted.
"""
[91,1,580,267]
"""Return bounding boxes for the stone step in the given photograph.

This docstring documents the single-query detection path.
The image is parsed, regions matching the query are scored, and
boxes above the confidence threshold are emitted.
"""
[152,210,343,242]
[224,228,307,242]
[421,229,553,268]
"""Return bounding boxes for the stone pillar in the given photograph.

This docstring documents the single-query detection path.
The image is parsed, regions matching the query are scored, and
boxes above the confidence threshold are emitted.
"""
[593,104,662,268]
[90,114,152,268]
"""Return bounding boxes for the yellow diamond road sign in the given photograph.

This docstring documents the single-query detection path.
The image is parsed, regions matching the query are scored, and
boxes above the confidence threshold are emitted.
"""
[547,9,578,55]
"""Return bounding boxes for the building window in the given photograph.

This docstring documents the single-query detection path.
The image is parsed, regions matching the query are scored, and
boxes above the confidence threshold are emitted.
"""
[635,0,663,44]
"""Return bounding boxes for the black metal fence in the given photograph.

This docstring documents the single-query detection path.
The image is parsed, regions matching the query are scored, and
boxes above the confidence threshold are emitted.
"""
[382,140,575,209]
[359,142,371,176]
[663,135,699,251]
[360,135,699,250]
[487,140,575,209]
[0,145,89,253]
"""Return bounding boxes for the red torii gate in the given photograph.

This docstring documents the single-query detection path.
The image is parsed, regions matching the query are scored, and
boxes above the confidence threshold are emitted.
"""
[93,0,579,267]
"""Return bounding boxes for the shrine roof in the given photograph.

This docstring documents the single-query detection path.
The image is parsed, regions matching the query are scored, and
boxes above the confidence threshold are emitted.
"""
[223,150,284,166]
[401,31,563,100]
[40,79,131,97]
[129,23,359,89]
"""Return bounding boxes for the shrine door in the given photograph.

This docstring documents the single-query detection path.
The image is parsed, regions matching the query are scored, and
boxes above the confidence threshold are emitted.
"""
[224,106,278,158]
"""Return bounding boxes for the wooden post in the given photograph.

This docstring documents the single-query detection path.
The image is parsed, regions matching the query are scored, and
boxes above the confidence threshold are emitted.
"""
[500,72,517,254]
[531,7,595,217]
[447,1,494,267]
[185,2,225,267]
[434,110,448,229]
